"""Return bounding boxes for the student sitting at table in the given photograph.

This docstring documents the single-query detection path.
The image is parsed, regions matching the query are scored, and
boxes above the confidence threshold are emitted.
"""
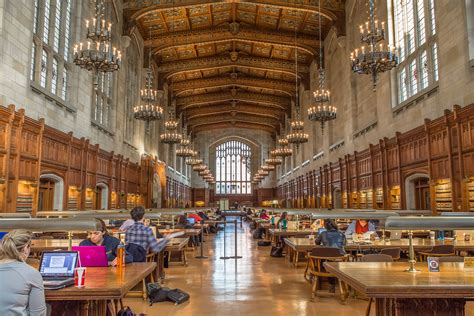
[80,218,133,266]
[311,219,326,234]
[188,212,203,223]
[0,229,47,316]
[125,206,169,262]
[315,219,346,293]
[259,209,270,220]
[176,215,194,229]
[344,219,376,238]
[276,212,289,229]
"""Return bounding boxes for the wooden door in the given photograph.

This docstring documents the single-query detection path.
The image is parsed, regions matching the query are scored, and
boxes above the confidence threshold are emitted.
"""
[39,179,55,211]
[95,186,102,210]
[414,178,430,210]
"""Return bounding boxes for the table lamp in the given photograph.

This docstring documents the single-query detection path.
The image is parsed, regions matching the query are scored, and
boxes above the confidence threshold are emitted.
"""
[0,218,102,250]
[385,216,474,272]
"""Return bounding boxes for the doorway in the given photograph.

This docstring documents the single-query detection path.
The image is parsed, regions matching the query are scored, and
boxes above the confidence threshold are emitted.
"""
[39,179,55,211]
[38,174,64,211]
[333,189,342,209]
[95,183,109,210]
[405,173,430,210]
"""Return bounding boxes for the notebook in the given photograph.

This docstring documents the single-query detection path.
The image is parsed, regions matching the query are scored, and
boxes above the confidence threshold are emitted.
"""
[72,245,108,267]
[39,251,78,289]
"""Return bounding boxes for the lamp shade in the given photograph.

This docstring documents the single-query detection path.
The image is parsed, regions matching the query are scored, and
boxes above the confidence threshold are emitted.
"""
[0,218,102,232]
[310,210,399,220]
[385,216,474,230]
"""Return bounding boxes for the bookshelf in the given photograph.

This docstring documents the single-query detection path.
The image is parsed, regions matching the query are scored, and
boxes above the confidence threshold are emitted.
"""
[359,190,367,209]
[375,188,384,209]
[16,181,35,212]
[110,191,117,209]
[342,191,348,208]
[84,188,94,210]
[350,191,359,208]
[466,179,474,211]
[434,179,452,212]
[67,186,80,210]
[390,186,400,210]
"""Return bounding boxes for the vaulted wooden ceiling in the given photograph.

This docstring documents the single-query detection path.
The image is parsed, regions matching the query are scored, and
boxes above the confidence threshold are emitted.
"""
[124,0,345,134]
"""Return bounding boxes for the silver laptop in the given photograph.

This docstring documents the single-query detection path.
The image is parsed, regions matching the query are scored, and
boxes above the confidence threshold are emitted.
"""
[389,230,403,240]
[39,251,78,289]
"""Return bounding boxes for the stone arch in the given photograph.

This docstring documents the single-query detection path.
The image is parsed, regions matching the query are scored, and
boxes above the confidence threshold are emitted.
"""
[39,173,64,211]
[405,173,430,210]
[96,182,109,210]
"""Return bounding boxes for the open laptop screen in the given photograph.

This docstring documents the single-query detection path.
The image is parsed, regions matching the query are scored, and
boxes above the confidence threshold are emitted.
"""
[39,251,78,277]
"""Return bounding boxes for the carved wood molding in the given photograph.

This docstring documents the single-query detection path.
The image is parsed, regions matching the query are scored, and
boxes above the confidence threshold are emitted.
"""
[126,1,342,19]
[184,103,285,119]
[159,55,309,79]
[147,25,319,55]
[176,91,290,109]
[173,76,295,96]
[186,112,281,124]
[190,121,276,134]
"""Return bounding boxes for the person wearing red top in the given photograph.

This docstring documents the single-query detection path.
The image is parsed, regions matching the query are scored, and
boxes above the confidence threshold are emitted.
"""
[259,209,270,220]
[187,213,203,223]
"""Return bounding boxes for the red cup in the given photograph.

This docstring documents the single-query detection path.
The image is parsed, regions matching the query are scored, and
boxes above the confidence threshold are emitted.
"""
[74,267,86,288]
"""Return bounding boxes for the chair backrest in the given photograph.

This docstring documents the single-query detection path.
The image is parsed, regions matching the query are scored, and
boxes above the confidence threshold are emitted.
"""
[361,254,393,262]
[430,244,455,254]
[438,256,464,262]
[380,247,401,259]
[311,246,343,258]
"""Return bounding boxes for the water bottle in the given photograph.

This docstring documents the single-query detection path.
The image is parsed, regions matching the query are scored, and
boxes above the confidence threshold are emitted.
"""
[117,244,125,268]
[282,219,287,230]
[271,216,275,225]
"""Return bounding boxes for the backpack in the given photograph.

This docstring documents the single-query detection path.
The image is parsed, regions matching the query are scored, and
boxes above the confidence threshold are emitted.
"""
[257,241,271,247]
[252,229,262,240]
[147,282,170,305]
[167,289,190,305]
[270,246,283,257]
[117,306,135,316]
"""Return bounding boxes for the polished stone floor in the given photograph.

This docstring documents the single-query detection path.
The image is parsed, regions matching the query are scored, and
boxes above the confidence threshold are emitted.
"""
[124,219,370,316]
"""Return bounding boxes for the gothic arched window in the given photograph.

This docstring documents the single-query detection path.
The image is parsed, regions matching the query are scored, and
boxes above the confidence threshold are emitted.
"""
[215,141,251,195]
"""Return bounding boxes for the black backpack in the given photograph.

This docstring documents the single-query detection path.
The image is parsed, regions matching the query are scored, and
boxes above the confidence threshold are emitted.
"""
[167,289,190,305]
[147,282,190,306]
[116,306,135,316]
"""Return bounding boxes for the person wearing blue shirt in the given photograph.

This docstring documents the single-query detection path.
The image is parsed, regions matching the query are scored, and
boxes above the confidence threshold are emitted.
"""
[344,219,376,238]
[80,218,133,265]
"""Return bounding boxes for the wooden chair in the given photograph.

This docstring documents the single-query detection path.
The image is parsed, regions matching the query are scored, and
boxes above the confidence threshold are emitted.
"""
[417,245,455,261]
[128,253,156,301]
[380,247,401,261]
[307,247,349,303]
[362,254,393,316]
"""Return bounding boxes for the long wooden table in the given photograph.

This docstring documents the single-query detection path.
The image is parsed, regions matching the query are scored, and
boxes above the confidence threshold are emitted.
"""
[45,262,156,316]
[325,262,474,316]
[283,237,474,267]
[268,229,313,244]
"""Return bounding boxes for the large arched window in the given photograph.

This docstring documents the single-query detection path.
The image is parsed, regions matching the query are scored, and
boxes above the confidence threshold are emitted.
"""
[215,141,251,195]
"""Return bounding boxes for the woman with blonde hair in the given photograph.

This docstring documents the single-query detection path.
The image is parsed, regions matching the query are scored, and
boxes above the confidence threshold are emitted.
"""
[0,229,47,315]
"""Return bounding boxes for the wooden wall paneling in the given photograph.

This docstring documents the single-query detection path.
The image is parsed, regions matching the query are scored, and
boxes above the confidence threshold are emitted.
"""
[0,105,15,212]
[9,109,26,212]
[454,105,468,211]
[443,109,457,212]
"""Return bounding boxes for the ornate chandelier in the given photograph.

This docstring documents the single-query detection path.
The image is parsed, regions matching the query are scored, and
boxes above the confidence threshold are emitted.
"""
[193,164,207,172]
[308,0,337,132]
[185,157,203,166]
[160,105,182,144]
[286,48,308,149]
[286,119,309,148]
[176,132,197,157]
[271,137,293,157]
[73,0,120,83]
[350,0,398,91]
[266,157,282,165]
[257,169,269,176]
[261,164,275,171]
[133,68,163,128]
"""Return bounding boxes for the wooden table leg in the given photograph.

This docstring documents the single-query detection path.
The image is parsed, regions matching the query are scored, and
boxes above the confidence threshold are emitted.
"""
[294,250,299,268]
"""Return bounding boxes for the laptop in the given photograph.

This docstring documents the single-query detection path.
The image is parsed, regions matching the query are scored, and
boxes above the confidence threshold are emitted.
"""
[72,246,108,267]
[39,251,78,289]
[389,230,403,240]
[187,217,196,225]
[287,221,298,230]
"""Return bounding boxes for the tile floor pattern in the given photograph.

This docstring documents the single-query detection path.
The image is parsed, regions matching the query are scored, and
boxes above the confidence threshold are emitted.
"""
[124,219,473,316]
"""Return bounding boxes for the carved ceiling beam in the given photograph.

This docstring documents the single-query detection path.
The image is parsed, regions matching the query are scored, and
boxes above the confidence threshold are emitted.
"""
[190,121,276,134]
[146,25,319,56]
[159,55,309,80]
[187,112,280,124]
[126,0,341,21]
[186,108,282,121]
[176,91,290,110]
[174,77,295,97]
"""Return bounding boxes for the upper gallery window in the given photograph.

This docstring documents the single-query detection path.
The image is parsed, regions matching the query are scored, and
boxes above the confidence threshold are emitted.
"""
[31,0,73,101]
[215,140,252,195]
[393,0,438,105]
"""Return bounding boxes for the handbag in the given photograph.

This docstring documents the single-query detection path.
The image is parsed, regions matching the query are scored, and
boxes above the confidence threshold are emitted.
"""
[167,288,190,305]
[270,246,283,257]
[116,306,135,316]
